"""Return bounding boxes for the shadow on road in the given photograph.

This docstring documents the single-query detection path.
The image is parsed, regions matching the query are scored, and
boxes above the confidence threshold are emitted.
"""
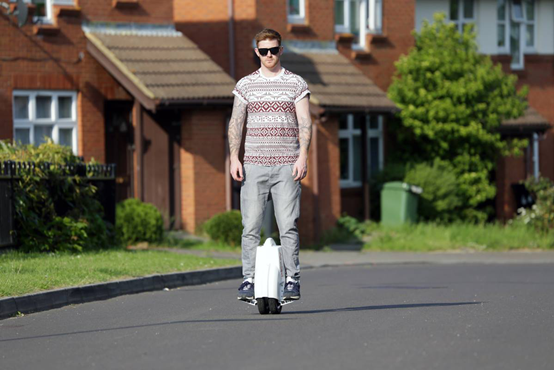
[285,301,483,315]
[359,285,448,290]
[0,317,293,343]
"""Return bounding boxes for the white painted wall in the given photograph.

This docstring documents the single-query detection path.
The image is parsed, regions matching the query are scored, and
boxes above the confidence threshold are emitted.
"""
[476,0,497,54]
[537,0,554,54]
[415,0,449,32]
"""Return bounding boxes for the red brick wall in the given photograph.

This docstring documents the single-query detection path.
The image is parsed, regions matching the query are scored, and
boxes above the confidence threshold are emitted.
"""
[516,56,554,182]
[78,0,173,23]
[339,0,415,93]
[175,0,336,80]
[315,116,341,233]
[496,148,529,222]
[0,4,141,162]
[492,55,554,220]
[180,108,228,232]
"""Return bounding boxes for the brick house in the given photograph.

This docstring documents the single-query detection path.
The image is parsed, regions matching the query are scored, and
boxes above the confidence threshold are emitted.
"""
[3,0,551,245]
[1,0,236,233]
[176,0,553,227]
[331,0,553,221]
[175,0,397,242]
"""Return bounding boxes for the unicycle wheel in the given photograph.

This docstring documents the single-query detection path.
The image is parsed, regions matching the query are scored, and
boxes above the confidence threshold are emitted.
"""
[268,298,282,314]
[257,297,269,315]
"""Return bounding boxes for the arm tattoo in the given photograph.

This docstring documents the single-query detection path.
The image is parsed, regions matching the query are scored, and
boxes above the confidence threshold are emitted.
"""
[228,96,247,158]
[298,116,312,153]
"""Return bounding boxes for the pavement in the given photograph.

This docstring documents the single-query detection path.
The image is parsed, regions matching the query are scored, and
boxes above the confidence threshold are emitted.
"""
[2,247,554,320]
[1,263,553,369]
[156,246,554,267]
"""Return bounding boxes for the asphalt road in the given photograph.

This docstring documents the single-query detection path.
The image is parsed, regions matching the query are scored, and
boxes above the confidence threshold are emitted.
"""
[1,263,553,370]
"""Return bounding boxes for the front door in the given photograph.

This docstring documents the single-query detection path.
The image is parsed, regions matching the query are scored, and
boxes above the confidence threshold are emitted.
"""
[105,101,134,203]
[142,109,181,229]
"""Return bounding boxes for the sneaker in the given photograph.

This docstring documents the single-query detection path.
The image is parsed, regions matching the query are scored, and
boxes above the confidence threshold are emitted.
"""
[237,280,254,301]
[283,280,301,300]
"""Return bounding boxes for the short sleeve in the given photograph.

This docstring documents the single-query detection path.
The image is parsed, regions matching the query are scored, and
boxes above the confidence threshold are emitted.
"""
[294,77,310,104]
[232,79,249,104]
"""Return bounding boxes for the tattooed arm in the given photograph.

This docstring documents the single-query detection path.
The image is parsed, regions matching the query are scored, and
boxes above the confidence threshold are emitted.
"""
[228,96,248,181]
[294,96,312,181]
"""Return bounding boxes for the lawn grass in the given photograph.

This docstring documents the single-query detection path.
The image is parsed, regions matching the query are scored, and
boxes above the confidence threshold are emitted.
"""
[152,236,240,253]
[363,222,554,252]
[0,249,239,297]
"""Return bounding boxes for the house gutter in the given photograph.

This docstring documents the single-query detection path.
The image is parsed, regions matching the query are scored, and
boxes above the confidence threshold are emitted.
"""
[533,132,540,178]
[228,0,235,79]
[225,0,235,211]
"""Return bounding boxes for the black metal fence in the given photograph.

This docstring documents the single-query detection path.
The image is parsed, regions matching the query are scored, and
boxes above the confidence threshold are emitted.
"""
[0,161,116,249]
[0,162,15,248]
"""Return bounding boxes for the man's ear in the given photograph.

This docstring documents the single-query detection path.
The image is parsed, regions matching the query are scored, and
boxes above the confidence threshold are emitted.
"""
[254,48,261,58]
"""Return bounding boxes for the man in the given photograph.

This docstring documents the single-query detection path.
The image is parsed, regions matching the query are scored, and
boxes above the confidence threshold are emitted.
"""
[228,28,312,301]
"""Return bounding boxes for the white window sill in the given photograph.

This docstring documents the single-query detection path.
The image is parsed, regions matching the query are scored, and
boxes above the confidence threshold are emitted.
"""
[523,48,537,54]
[33,16,54,25]
[340,181,363,189]
[287,16,305,25]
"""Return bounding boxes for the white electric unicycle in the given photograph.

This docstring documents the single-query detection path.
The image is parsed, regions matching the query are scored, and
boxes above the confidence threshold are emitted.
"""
[240,238,295,314]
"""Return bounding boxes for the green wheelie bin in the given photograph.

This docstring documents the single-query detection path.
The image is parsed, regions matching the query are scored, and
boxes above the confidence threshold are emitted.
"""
[380,182,422,226]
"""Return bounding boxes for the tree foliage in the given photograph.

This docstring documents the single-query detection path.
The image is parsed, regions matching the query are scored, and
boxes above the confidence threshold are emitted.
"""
[387,13,528,221]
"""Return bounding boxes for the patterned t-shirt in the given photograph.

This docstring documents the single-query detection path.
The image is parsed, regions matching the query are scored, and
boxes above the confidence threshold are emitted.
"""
[232,67,310,166]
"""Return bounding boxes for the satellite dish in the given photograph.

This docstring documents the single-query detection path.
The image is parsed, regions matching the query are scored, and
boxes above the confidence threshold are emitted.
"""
[16,0,28,27]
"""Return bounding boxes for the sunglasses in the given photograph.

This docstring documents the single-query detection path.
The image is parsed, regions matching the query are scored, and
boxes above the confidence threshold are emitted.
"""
[258,46,281,56]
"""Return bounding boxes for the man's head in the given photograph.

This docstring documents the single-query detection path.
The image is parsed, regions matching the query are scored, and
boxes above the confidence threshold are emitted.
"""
[254,28,283,69]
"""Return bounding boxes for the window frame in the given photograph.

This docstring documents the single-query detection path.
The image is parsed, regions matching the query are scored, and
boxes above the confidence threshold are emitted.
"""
[12,90,78,154]
[339,113,384,189]
[497,0,537,70]
[287,0,306,24]
[24,0,54,24]
[335,0,382,49]
[449,0,476,34]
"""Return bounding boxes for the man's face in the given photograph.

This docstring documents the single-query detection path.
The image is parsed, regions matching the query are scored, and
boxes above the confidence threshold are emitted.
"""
[255,39,283,69]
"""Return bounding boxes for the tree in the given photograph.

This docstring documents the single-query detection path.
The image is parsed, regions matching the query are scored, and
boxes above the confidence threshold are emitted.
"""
[388,13,528,221]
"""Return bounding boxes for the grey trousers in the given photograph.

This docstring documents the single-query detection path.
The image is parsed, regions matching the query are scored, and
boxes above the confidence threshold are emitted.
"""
[241,163,301,280]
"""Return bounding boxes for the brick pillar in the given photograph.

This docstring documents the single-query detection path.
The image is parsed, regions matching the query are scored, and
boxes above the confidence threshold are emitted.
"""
[180,108,228,232]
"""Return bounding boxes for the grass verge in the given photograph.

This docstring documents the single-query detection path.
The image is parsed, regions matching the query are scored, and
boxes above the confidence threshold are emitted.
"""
[362,222,554,252]
[152,236,240,253]
[0,249,238,297]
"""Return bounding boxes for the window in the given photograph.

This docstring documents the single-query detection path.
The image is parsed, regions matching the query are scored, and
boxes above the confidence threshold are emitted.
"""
[335,0,382,49]
[29,0,53,23]
[287,0,306,24]
[13,91,78,154]
[498,0,535,69]
[339,113,384,188]
[449,0,475,34]
[13,0,74,24]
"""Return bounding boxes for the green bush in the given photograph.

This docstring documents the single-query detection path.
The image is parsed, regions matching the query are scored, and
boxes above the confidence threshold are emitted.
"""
[404,159,463,222]
[116,198,164,246]
[0,140,112,253]
[203,210,242,246]
[514,177,554,233]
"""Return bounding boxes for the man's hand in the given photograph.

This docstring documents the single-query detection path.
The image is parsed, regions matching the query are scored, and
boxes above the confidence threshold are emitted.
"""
[230,158,244,181]
[292,153,308,181]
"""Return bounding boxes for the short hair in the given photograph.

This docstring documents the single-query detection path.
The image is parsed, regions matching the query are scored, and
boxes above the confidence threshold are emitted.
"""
[255,28,282,47]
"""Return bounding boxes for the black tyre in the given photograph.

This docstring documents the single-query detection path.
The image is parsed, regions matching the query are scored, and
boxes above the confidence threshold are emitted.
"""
[268,298,282,314]
[258,298,269,315]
